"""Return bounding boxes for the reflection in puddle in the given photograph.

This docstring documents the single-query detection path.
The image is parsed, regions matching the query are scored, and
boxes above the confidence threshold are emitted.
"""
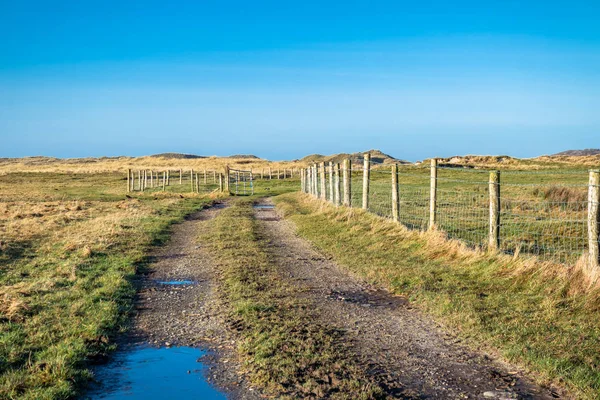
[156,280,196,286]
[88,346,226,399]
[253,204,275,209]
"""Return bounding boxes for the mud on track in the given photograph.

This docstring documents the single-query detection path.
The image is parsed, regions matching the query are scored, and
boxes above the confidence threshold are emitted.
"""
[254,198,557,400]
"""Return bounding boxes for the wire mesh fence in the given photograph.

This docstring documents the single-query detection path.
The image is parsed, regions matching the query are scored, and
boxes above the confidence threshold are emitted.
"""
[228,169,254,196]
[302,158,600,267]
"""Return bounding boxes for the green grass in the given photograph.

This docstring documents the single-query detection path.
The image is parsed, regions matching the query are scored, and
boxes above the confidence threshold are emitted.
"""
[201,199,384,399]
[275,193,600,399]
[0,172,216,399]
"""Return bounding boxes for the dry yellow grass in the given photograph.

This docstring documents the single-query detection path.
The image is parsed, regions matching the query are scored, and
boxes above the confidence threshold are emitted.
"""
[0,155,309,175]
[431,154,600,170]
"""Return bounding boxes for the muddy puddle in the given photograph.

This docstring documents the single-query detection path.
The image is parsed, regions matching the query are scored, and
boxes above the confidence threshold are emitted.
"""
[253,204,274,209]
[155,279,196,286]
[87,345,226,399]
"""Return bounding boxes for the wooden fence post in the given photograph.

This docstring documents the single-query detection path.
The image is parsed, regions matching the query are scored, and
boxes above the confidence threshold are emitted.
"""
[137,170,141,191]
[320,162,326,200]
[328,162,334,203]
[362,153,371,210]
[310,164,319,197]
[180,169,183,185]
[225,166,230,193]
[315,163,321,198]
[392,164,399,222]
[335,163,341,206]
[268,167,272,180]
[305,168,309,193]
[343,159,351,206]
[489,171,501,250]
[303,168,307,193]
[127,169,131,192]
[196,173,200,193]
[588,170,600,275]
[166,170,170,186]
[429,158,438,230]
[162,171,166,191]
[304,168,309,194]
[219,173,224,192]
[190,169,194,193]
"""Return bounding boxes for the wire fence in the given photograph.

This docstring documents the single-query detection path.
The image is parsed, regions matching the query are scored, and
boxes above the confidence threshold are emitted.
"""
[126,169,221,194]
[302,158,600,267]
[228,169,254,196]
[126,167,302,195]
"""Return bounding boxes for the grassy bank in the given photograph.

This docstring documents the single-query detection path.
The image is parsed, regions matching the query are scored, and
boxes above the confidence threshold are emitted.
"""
[201,199,384,399]
[0,172,216,399]
[275,193,600,399]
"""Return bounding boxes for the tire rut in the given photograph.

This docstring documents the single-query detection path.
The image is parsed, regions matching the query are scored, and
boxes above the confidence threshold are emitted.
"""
[254,198,558,400]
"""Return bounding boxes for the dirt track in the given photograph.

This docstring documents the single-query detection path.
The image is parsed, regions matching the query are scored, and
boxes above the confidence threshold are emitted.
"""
[253,199,556,399]
[128,201,262,399]
[113,198,558,399]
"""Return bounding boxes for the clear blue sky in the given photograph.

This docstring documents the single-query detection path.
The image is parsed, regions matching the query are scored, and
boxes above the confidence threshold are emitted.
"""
[1,1,598,161]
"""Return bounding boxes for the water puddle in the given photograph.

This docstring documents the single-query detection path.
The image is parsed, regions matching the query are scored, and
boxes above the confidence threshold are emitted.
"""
[87,345,226,399]
[155,280,196,286]
[253,204,274,209]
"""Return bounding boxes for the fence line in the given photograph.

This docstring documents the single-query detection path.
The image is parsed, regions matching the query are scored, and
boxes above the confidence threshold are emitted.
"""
[126,166,299,195]
[301,155,600,275]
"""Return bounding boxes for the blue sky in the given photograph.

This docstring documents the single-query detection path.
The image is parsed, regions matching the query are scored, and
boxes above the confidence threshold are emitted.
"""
[1,1,599,161]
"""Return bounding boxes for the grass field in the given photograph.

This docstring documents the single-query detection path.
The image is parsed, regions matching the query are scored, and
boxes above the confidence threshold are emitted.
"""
[275,193,600,399]
[0,171,220,399]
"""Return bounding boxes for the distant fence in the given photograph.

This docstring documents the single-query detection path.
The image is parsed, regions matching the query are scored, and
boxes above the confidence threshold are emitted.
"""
[301,155,600,272]
[126,167,301,195]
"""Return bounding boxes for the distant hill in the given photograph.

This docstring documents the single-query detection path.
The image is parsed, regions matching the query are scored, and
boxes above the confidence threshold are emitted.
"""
[148,153,206,159]
[552,149,600,157]
[300,149,409,166]
[226,154,261,159]
[147,153,264,160]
